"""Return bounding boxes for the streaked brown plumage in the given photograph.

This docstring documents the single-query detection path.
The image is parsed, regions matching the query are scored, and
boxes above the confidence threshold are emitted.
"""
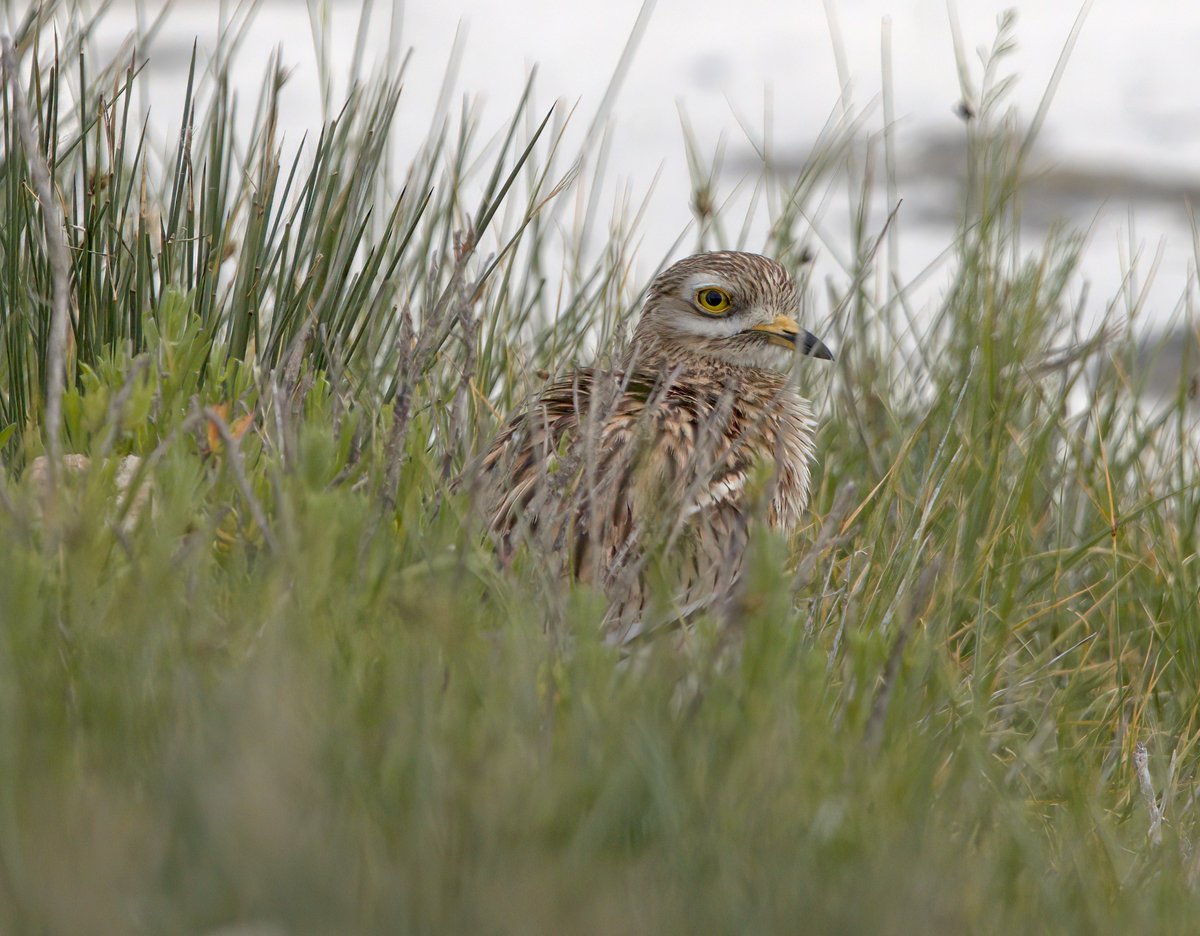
[475,251,832,640]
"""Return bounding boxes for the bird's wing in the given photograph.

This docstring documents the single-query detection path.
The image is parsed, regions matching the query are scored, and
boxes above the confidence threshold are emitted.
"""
[476,367,702,569]
[476,368,610,564]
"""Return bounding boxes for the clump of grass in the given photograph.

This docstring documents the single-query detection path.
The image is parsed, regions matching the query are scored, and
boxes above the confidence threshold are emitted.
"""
[1,3,1198,933]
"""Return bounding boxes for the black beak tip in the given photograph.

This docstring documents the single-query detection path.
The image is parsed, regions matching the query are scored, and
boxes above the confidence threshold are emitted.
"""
[802,330,834,361]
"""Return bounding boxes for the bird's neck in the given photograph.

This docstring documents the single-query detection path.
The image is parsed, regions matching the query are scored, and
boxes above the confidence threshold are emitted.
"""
[626,332,788,390]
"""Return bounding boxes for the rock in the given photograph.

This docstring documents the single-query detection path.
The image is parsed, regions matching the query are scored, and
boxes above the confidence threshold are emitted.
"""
[26,453,151,529]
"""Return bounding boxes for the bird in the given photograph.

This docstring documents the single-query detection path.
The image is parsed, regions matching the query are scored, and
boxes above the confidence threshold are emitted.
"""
[473,251,833,641]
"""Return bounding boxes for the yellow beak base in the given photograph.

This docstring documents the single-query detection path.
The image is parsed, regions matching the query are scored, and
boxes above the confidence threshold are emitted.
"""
[747,315,833,360]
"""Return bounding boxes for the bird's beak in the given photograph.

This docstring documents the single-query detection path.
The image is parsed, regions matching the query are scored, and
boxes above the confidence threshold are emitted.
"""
[749,314,834,361]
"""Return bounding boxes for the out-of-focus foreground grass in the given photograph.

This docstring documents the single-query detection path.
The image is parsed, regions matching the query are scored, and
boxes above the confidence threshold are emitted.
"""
[1,4,1198,933]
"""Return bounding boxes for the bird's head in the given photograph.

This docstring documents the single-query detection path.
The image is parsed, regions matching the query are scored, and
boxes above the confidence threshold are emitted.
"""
[631,251,833,372]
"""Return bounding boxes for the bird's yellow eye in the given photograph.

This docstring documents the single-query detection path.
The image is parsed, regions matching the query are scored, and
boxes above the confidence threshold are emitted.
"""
[695,287,732,314]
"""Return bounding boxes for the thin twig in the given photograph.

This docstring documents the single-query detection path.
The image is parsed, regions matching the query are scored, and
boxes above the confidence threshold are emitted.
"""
[1135,741,1164,847]
[791,481,860,590]
[268,373,292,472]
[202,405,280,556]
[382,308,417,510]
[96,357,151,459]
[1,35,73,483]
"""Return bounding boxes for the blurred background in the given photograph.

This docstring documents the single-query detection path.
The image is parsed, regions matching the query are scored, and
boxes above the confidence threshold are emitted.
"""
[9,0,1200,358]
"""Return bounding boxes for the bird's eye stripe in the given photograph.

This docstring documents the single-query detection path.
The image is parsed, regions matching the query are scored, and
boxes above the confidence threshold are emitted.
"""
[694,287,731,314]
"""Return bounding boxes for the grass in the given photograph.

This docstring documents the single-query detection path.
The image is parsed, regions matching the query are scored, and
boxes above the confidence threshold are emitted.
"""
[2,2,1200,933]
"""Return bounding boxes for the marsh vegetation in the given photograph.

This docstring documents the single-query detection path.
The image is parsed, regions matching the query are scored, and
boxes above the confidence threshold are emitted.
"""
[1,3,1198,932]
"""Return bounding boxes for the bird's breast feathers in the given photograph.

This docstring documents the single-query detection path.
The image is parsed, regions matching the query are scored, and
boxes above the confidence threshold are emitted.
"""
[481,367,816,544]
